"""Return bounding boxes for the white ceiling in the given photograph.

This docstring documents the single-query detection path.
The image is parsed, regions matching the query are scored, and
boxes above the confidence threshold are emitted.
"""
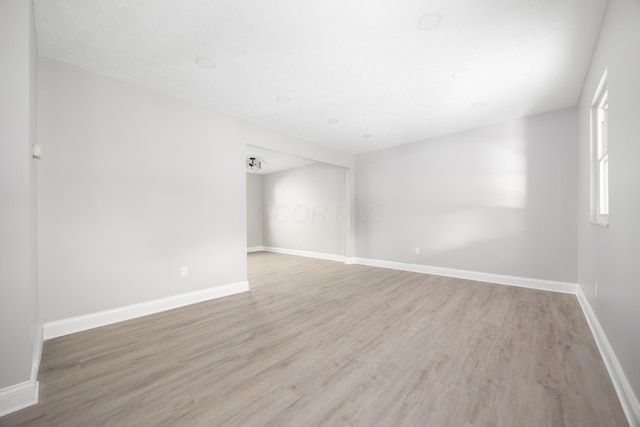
[34,0,607,155]
[246,145,315,175]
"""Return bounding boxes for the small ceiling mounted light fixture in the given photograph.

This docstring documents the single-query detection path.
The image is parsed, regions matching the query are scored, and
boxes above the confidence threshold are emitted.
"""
[328,119,340,125]
[246,157,262,171]
[362,134,373,138]
[195,56,216,69]
[276,95,291,103]
[417,12,443,31]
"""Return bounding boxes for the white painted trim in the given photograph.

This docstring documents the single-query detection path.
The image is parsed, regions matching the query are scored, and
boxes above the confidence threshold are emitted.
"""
[0,381,39,417]
[247,246,265,253]
[343,257,355,265]
[31,321,43,381]
[44,281,249,340]
[262,246,345,263]
[576,286,640,427]
[0,322,43,417]
[353,257,577,294]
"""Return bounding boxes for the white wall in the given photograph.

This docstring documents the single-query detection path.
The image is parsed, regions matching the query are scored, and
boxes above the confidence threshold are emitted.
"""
[577,0,640,411]
[263,163,346,256]
[246,173,263,248]
[38,58,247,322]
[0,0,40,398]
[356,108,578,282]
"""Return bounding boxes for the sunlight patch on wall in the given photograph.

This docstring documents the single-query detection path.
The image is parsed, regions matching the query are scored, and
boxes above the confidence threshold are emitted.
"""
[477,139,527,208]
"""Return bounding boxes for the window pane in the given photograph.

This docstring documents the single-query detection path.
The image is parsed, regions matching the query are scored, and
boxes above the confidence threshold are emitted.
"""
[602,103,608,154]
[599,155,609,216]
[590,71,608,224]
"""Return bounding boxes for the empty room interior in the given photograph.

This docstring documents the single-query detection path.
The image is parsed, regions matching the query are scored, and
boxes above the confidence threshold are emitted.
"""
[1,0,639,425]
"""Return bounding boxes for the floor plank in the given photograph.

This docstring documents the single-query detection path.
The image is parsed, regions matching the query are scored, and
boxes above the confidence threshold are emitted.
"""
[0,252,627,426]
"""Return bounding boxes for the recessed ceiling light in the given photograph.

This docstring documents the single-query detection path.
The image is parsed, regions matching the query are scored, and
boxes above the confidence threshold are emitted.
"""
[276,96,291,103]
[362,134,373,138]
[452,69,471,80]
[472,102,489,109]
[417,12,443,31]
[328,119,340,125]
[195,56,216,69]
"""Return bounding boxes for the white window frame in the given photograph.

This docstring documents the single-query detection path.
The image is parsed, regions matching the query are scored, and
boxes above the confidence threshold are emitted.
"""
[590,70,609,226]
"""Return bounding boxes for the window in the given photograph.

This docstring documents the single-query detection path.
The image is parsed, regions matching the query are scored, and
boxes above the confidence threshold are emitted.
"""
[591,70,609,226]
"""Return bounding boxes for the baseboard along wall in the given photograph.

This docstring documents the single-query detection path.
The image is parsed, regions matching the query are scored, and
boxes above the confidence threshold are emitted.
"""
[1,282,249,417]
[262,246,346,263]
[353,257,577,294]
[576,287,640,427]
[0,322,43,417]
[0,381,39,418]
[43,281,249,340]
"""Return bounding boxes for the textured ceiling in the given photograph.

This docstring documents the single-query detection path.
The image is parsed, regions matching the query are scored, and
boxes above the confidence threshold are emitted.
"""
[34,0,607,154]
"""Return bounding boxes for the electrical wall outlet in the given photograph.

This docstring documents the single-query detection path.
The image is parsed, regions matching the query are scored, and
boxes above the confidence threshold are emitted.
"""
[414,247,420,255]
[180,266,188,278]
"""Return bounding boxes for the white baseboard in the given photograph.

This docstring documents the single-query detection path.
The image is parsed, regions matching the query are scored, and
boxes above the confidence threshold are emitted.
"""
[576,286,640,427]
[0,322,43,417]
[263,246,345,263]
[247,246,264,253]
[0,380,39,418]
[353,257,577,294]
[31,321,43,384]
[43,281,250,340]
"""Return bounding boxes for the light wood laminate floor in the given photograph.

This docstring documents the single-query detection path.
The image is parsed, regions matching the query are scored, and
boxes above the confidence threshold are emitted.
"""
[1,252,627,426]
